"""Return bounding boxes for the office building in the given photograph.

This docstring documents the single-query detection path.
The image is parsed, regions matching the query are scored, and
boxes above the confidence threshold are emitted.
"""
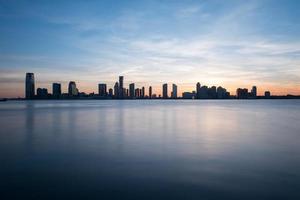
[196,82,201,99]
[25,73,35,99]
[119,76,124,98]
[162,83,168,99]
[149,86,152,99]
[135,88,140,98]
[98,84,107,96]
[52,83,61,98]
[114,82,119,98]
[68,81,78,96]
[251,86,257,98]
[141,87,145,98]
[129,83,135,98]
[208,86,217,99]
[37,88,48,99]
[172,84,177,99]
[265,91,271,98]
[217,86,226,99]
[236,88,248,99]
[108,88,113,97]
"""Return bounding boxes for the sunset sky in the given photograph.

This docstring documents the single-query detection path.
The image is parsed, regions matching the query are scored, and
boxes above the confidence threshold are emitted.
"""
[0,0,300,98]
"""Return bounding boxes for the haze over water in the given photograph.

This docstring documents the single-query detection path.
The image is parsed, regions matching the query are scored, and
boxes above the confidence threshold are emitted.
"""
[1,100,300,199]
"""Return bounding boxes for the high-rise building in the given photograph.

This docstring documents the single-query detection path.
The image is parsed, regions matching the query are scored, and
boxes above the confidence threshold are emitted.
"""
[217,86,226,99]
[199,86,209,99]
[129,83,135,98]
[119,76,124,99]
[37,88,48,99]
[141,87,145,98]
[25,73,35,99]
[114,82,119,98]
[172,84,177,99]
[162,83,168,99]
[196,82,201,99]
[208,86,217,99]
[236,88,248,99]
[68,81,78,96]
[149,86,152,99]
[135,88,140,98]
[52,83,61,98]
[108,88,113,97]
[251,86,257,98]
[98,84,107,96]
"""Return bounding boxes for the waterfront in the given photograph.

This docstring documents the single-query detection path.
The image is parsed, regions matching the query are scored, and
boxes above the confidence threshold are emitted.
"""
[1,100,300,199]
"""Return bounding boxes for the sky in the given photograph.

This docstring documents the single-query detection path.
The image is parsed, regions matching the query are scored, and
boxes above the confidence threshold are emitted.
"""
[0,0,300,98]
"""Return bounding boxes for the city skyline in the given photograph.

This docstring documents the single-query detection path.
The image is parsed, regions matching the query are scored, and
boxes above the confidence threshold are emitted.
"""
[1,0,300,98]
[22,72,300,100]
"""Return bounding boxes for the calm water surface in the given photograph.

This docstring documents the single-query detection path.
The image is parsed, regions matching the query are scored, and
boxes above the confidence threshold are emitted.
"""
[1,100,300,199]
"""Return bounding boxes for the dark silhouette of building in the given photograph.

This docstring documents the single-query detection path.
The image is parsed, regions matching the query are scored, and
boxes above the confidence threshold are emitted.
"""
[135,88,140,98]
[196,82,201,99]
[251,86,257,98]
[141,87,145,98]
[171,84,177,99]
[25,73,35,99]
[119,76,124,99]
[182,91,196,99]
[52,83,61,98]
[265,91,271,98]
[236,88,248,99]
[68,81,78,96]
[114,82,119,98]
[199,86,209,98]
[129,83,135,98]
[108,88,113,97]
[208,86,217,99]
[37,88,48,99]
[162,83,168,99]
[217,86,227,99]
[149,86,152,99]
[98,84,107,96]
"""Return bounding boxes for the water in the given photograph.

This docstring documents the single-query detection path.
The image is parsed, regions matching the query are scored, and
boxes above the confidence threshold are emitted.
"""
[1,100,300,199]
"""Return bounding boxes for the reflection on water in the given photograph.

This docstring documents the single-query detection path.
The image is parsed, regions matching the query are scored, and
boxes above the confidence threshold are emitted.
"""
[0,100,300,199]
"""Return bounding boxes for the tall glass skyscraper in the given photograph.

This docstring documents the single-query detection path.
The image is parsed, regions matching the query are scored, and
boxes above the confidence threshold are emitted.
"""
[119,76,124,99]
[25,73,35,99]
[162,83,168,99]
[172,84,177,99]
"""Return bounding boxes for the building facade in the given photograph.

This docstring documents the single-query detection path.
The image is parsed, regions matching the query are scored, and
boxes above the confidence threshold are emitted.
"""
[25,73,35,99]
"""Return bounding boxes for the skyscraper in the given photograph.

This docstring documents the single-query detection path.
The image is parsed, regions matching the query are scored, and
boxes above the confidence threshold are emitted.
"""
[196,82,201,99]
[119,76,124,99]
[162,83,168,99]
[52,83,61,98]
[141,87,145,98]
[25,73,35,99]
[114,82,119,98]
[37,88,48,99]
[149,86,152,99]
[172,84,177,99]
[135,88,140,98]
[68,81,78,96]
[98,84,107,96]
[129,83,135,98]
[251,86,257,98]
[108,88,113,97]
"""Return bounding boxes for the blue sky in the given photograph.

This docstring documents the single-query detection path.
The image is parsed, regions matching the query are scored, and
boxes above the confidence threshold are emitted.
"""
[0,0,300,97]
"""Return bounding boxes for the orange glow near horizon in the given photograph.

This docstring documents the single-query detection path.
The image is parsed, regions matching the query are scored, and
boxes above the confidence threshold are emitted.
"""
[1,80,299,98]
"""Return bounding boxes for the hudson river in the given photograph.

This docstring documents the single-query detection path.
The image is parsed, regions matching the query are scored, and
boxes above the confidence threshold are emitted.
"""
[1,100,300,199]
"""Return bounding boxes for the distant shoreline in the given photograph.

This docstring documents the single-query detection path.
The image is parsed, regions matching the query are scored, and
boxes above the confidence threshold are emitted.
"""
[2,96,300,101]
